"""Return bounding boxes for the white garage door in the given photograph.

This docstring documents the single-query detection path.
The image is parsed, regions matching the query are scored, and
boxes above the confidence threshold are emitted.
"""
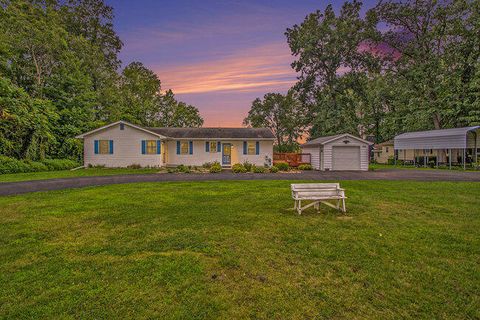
[332,146,361,170]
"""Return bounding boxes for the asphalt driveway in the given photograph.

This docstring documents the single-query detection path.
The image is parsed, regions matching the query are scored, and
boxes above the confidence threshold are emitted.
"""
[1,169,479,196]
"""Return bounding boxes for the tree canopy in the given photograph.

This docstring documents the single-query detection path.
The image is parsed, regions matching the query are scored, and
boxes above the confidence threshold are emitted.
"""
[247,0,480,148]
[0,0,203,161]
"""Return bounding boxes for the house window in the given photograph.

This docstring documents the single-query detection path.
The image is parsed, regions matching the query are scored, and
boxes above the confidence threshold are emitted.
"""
[99,140,111,154]
[385,147,389,153]
[247,141,256,155]
[180,141,189,154]
[120,123,125,130]
[209,141,217,153]
[146,140,157,154]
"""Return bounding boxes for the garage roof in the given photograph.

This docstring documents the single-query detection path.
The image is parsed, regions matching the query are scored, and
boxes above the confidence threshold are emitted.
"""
[302,133,372,147]
[394,126,480,149]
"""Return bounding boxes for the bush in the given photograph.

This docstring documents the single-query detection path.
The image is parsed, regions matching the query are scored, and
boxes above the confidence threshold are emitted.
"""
[243,161,253,172]
[202,162,212,169]
[0,156,31,174]
[269,166,279,173]
[176,164,190,173]
[252,165,266,173]
[232,163,247,173]
[274,161,289,171]
[298,164,313,170]
[42,159,79,171]
[0,156,78,174]
[127,164,142,169]
[24,160,48,172]
[209,161,222,173]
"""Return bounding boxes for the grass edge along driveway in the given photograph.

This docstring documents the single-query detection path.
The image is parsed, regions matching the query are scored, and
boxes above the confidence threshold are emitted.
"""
[1,180,479,319]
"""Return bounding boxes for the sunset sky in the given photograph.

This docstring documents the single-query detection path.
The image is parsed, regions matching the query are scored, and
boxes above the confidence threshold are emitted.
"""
[109,0,376,127]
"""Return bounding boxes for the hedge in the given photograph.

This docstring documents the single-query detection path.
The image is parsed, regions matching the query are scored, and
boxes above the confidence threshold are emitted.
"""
[0,156,79,174]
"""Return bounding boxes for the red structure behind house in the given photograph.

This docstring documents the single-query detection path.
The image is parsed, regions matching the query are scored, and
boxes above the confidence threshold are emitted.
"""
[273,153,311,167]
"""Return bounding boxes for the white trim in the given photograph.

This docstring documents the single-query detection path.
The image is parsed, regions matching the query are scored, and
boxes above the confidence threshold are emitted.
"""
[75,121,167,139]
[302,134,373,147]
[322,134,373,145]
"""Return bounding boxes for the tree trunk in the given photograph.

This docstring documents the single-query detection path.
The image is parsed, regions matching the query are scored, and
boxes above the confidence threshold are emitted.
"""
[20,129,35,159]
[433,113,441,130]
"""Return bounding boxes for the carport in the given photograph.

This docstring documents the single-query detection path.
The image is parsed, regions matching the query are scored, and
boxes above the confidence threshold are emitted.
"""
[394,126,480,169]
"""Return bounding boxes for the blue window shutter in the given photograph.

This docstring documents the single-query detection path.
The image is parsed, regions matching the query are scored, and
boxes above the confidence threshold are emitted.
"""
[176,141,180,154]
[243,141,247,155]
[141,140,146,154]
[255,141,260,155]
[109,140,114,154]
[157,140,161,154]
[94,140,99,154]
[205,141,209,152]
[189,141,193,154]
[217,141,221,152]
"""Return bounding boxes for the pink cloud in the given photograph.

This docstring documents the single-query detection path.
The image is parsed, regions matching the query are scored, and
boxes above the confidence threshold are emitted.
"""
[154,42,297,94]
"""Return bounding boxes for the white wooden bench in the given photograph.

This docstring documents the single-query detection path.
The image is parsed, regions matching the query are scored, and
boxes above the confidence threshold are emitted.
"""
[291,183,346,215]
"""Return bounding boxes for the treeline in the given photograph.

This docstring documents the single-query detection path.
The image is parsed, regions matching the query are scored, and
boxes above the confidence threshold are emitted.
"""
[245,0,480,148]
[0,0,203,161]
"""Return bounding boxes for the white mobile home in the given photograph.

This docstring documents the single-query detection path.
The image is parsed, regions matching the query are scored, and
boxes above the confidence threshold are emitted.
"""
[301,134,372,171]
[76,121,275,168]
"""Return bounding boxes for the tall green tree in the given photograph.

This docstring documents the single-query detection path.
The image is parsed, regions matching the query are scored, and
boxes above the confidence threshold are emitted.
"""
[154,90,204,127]
[285,0,380,139]
[372,0,480,129]
[243,91,306,151]
[0,0,204,161]
[0,77,57,159]
[117,61,161,126]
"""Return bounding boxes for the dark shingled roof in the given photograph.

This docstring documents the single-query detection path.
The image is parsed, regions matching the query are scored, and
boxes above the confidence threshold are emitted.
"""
[302,134,343,146]
[145,127,275,139]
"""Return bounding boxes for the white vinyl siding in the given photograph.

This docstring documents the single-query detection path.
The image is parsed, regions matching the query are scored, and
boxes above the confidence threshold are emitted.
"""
[166,140,273,167]
[302,135,370,171]
[323,137,369,171]
[84,123,163,168]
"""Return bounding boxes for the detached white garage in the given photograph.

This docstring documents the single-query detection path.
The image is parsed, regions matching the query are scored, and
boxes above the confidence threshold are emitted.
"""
[301,134,372,171]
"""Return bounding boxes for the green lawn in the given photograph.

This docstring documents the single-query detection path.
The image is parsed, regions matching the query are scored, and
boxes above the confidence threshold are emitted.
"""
[1,180,479,319]
[0,167,162,183]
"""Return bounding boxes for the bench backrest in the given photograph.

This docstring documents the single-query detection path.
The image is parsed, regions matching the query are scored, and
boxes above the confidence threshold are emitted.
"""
[291,183,340,191]
[291,183,343,199]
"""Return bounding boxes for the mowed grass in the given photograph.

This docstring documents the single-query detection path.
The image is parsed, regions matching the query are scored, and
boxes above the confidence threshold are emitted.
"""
[0,167,161,183]
[0,181,479,319]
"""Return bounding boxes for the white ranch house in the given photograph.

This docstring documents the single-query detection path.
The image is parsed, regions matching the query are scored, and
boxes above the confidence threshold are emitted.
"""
[301,134,372,171]
[76,121,275,168]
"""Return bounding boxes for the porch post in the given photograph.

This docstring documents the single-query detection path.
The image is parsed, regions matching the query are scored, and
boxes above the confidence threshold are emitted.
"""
[449,149,452,169]
[475,132,478,165]
[424,150,427,168]
[436,150,439,168]
[413,150,416,166]
[463,148,466,170]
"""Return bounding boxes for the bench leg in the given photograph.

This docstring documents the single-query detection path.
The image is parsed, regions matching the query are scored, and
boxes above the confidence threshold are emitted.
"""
[342,198,346,213]
[314,202,319,212]
[297,200,302,215]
